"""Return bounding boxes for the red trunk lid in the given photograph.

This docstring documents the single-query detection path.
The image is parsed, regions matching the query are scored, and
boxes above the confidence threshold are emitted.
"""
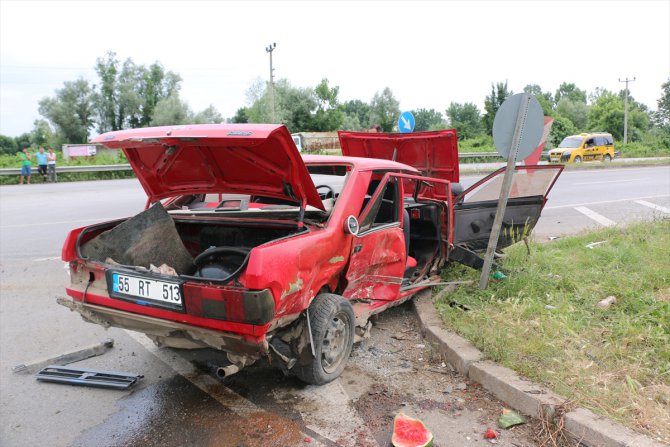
[338,129,460,183]
[91,124,324,210]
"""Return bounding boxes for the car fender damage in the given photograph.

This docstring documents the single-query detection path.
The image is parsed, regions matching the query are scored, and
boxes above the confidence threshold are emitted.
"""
[59,124,562,385]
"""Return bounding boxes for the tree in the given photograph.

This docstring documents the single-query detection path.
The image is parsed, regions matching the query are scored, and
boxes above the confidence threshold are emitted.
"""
[523,84,554,116]
[192,105,223,124]
[94,51,120,132]
[138,62,182,127]
[312,79,344,131]
[483,81,512,134]
[150,94,190,126]
[588,89,649,141]
[555,82,587,104]
[413,108,446,132]
[39,78,95,143]
[548,115,576,147]
[656,78,670,127]
[446,102,483,139]
[0,135,18,155]
[30,119,55,147]
[341,100,370,131]
[369,88,400,132]
[556,98,588,130]
[230,107,249,123]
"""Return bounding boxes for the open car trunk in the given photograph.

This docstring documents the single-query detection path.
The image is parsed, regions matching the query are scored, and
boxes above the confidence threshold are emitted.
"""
[78,203,305,282]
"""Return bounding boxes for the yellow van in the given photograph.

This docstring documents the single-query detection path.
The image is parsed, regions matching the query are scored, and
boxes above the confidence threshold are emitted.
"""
[549,133,615,163]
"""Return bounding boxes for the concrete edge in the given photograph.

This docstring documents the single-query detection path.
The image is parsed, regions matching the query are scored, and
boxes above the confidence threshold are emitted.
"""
[411,290,667,447]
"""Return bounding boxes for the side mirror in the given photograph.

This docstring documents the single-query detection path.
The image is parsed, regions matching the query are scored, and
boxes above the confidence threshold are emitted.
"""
[344,215,359,236]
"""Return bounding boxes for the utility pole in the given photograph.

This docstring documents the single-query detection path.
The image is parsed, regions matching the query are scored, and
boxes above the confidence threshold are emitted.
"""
[618,76,636,144]
[265,42,277,123]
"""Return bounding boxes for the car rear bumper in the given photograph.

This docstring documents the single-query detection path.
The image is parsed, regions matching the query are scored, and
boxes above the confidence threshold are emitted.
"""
[57,296,269,356]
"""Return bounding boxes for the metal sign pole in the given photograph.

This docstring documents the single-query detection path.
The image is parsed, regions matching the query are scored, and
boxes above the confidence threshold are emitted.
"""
[478,93,531,289]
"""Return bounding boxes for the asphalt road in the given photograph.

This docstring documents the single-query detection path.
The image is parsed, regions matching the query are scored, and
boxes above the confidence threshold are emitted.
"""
[1,164,668,447]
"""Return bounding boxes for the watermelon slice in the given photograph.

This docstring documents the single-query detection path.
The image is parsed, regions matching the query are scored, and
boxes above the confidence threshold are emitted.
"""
[391,412,434,447]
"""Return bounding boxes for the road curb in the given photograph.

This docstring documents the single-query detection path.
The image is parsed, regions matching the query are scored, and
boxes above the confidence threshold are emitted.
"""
[411,290,667,447]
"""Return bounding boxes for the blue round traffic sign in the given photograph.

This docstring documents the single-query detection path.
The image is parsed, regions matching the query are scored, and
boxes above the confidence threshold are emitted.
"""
[398,111,415,133]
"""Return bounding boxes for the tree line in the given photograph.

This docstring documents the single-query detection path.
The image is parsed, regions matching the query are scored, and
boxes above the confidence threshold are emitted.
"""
[1,51,668,155]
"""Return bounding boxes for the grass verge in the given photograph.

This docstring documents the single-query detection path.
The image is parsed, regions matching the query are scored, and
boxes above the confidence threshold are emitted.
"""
[436,220,670,443]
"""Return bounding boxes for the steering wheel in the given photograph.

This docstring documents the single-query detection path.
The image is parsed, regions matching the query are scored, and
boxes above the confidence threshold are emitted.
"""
[193,247,250,268]
[315,184,335,200]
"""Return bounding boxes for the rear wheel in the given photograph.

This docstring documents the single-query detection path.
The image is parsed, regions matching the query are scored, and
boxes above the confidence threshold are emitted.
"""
[294,293,355,385]
[573,156,582,164]
[603,153,612,162]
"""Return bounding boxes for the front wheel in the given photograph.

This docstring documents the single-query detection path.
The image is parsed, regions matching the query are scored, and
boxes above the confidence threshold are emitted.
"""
[294,293,355,385]
[573,156,582,164]
[603,153,612,162]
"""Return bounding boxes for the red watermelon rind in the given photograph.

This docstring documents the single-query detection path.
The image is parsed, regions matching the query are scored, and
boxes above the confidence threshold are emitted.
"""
[391,412,434,447]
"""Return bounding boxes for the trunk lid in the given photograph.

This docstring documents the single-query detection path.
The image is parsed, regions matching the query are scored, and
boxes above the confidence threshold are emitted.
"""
[338,129,460,183]
[91,124,324,210]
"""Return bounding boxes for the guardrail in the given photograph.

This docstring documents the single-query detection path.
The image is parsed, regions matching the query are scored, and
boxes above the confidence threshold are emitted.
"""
[0,153,504,177]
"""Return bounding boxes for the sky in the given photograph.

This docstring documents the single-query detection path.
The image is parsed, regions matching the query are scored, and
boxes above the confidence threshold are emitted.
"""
[1,0,669,137]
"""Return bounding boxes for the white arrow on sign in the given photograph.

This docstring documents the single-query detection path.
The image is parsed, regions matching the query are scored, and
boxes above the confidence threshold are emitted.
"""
[400,116,411,130]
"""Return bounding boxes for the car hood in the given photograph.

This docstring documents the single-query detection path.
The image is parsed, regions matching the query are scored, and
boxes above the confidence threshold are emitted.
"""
[338,129,459,183]
[550,148,569,154]
[91,124,324,210]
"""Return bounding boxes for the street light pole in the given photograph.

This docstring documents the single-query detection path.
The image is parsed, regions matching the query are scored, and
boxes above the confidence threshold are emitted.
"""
[265,42,277,123]
[618,76,636,144]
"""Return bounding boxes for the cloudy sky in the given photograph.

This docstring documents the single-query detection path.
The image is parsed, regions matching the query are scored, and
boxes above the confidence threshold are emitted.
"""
[1,0,668,137]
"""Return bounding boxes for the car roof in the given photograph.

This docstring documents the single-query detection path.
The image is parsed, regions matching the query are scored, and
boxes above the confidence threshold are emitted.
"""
[302,154,420,173]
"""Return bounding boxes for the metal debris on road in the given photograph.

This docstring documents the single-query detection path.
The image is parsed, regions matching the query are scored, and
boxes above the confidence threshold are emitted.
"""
[35,365,143,390]
[12,339,115,375]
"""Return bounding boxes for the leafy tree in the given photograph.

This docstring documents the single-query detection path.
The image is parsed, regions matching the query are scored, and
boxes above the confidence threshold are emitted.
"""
[230,107,249,123]
[656,78,670,127]
[588,89,649,141]
[94,51,120,132]
[523,84,554,116]
[30,119,55,147]
[555,82,587,103]
[14,133,31,150]
[446,102,483,139]
[369,87,400,132]
[150,94,190,126]
[0,135,18,155]
[39,78,95,143]
[140,63,182,126]
[556,98,588,130]
[192,105,223,124]
[341,100,370,131]
[312,79,344,131]
[549,115,576,147]
[483,81,513,134]
[413,108,446,132]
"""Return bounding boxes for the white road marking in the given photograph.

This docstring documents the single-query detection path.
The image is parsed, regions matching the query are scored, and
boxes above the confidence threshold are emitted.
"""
[0,217,120,229]
[574,207,616,227]
[33,256,60,262]
[574,178,642,185]
[635,200,670,214]
[544,194,669,210]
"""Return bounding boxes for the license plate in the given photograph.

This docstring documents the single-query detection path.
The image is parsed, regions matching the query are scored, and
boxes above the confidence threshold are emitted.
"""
[107,271,184,311]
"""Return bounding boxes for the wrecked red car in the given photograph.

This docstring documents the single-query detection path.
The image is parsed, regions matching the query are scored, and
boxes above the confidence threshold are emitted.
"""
[59,124,562,385]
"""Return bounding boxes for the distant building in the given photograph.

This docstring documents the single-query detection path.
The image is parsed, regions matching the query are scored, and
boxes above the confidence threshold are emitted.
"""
[62,143,121,160]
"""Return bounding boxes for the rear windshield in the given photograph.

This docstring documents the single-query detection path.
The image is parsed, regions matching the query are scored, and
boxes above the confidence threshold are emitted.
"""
[558,137,583,148]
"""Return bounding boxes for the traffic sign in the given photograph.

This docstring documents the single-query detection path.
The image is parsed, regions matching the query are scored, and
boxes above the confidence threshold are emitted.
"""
[492,93,543,161]
[398,111,415,133]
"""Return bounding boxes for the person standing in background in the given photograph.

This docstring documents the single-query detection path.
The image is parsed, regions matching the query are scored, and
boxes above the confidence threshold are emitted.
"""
[35,147,48,182]
[47,147,57,182]
[18,148,32,184]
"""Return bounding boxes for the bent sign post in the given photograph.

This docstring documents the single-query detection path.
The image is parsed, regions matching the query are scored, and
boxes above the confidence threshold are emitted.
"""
[479,93,544,289]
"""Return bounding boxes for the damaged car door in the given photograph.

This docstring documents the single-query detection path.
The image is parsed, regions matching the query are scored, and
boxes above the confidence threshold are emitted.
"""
[452,165,563,251]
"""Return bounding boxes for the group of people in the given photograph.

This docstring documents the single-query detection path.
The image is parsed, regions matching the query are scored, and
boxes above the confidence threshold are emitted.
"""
[18,147,57,184]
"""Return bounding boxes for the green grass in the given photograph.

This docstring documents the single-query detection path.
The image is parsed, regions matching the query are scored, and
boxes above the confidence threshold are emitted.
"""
[437,221,670,442]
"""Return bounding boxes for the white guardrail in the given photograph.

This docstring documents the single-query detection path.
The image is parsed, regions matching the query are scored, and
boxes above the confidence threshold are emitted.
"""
[0,153,502,176]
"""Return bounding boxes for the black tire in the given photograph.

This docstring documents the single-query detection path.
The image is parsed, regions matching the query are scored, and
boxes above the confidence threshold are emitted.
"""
[573,156,582,164]
[293,293,355,385]
[603,153,612,162]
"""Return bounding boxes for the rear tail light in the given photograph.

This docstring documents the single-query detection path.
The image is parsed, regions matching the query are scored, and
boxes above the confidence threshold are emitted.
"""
[184,284,275,325]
